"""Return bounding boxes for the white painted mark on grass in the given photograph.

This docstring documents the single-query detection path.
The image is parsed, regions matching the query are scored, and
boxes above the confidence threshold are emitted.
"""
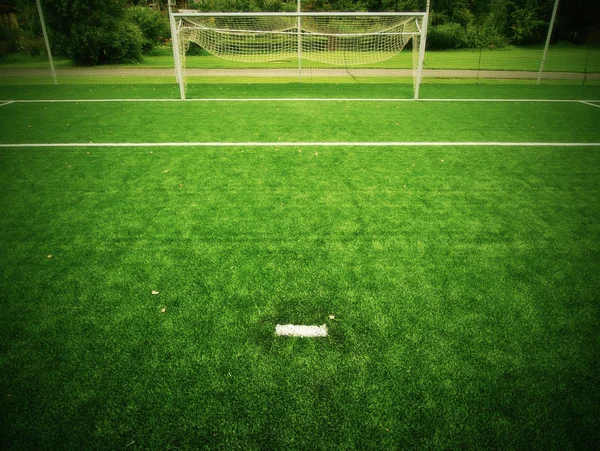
[580,101,600,109]
[12,98,182,103]
[1,142,600,148]
[276,324,328,337]
[421,98,600,103]
[0,101,14,107]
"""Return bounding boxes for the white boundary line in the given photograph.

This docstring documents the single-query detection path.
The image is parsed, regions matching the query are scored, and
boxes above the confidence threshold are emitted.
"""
[5,98,182,103]
[580,100,600,108]
[0,101,14,107]
[422,98,600,103]
[2,98,600,104]
[1,142,599,148]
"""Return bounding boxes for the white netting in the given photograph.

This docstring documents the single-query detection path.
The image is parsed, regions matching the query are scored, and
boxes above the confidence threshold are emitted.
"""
[173,13,425,95]
[178,14,421,66]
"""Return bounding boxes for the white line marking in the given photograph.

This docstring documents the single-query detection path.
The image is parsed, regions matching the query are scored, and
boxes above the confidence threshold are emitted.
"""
[8,98,182,103]
[580,101,600,108]
[185,98,600,103]
[422,98,600,103]
[0,142,599,148]
[275,324,328,337]
[0,101,14,107]
[5,98,600,104]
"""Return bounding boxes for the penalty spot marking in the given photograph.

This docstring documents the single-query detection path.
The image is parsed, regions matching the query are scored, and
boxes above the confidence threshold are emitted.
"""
[276,324,328,338]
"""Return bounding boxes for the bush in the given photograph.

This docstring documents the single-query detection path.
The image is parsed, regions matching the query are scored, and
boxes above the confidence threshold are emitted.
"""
[463,23,508,49]
[427,23,465,50]
[0,24,23,57]
[186,42,210,56]
[427,22,508,50]
[126,6,170,53]
[69,20,144,65]
[23,38,45,56]
[509,8,545,45]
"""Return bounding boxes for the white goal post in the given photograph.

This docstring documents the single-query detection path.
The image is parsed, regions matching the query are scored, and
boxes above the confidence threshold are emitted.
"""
[169,10,428,99]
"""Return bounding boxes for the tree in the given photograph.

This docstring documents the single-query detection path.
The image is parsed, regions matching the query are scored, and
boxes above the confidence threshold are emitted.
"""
[43,0,144,65]
[126,6,171,52]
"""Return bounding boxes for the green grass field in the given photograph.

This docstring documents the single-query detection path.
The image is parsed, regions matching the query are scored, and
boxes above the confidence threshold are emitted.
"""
[1,90,600,449]
[2,83,600,102]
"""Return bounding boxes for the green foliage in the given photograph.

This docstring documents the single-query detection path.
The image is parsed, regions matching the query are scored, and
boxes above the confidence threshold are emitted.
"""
[188,0,297,12]
[43,0,146,65]
[451,7,475,27]
[0,24,23,57]
[427,23,465,49]
[463,22,507,48]
[510,8,546,44]
[186,41,210,56]
[364,0,423,13]
[22,37,45,57]
[427,22,507,50]
[69,20,144,65]
[126,6,170,53]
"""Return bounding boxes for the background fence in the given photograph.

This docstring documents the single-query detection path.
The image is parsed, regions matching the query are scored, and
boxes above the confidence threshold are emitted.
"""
[0,0,598,98]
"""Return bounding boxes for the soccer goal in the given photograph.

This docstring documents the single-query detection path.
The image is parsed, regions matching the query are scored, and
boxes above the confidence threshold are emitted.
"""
[169,10,428,99]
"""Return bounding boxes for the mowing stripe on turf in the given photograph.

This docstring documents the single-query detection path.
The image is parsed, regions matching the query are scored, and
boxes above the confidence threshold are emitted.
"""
[1,142,599,148]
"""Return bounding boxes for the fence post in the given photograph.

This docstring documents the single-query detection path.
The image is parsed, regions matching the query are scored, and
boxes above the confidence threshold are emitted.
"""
[537,0,560,85]
[35,0,57,85]
[582,45,590,86]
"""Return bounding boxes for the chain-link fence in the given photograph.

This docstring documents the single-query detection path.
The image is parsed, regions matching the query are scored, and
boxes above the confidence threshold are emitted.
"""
[421,45,599,86]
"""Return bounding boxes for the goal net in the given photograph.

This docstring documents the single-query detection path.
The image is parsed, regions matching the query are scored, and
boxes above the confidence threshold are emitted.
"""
[170,12,427,99]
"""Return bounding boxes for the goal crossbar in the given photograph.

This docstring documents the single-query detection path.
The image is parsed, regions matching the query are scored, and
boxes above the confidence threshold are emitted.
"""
[173,12,425,17]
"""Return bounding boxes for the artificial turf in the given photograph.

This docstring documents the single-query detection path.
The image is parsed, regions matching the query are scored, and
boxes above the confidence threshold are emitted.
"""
[0,98,599,449]
[2,83,600,101]
[0,98,599,145]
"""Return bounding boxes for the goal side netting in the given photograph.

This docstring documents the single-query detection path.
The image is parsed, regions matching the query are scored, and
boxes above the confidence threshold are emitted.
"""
[170,12,427,98]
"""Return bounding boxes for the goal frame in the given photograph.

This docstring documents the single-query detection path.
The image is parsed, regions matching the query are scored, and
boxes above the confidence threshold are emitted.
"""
[169,11,429,100]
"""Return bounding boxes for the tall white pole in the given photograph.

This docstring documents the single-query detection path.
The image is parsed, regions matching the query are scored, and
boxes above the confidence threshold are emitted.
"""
[35,0,57,85]
[537,0,560,85]
[169,0,186,100]
[297,0,302,82]
[414,0,430,100]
